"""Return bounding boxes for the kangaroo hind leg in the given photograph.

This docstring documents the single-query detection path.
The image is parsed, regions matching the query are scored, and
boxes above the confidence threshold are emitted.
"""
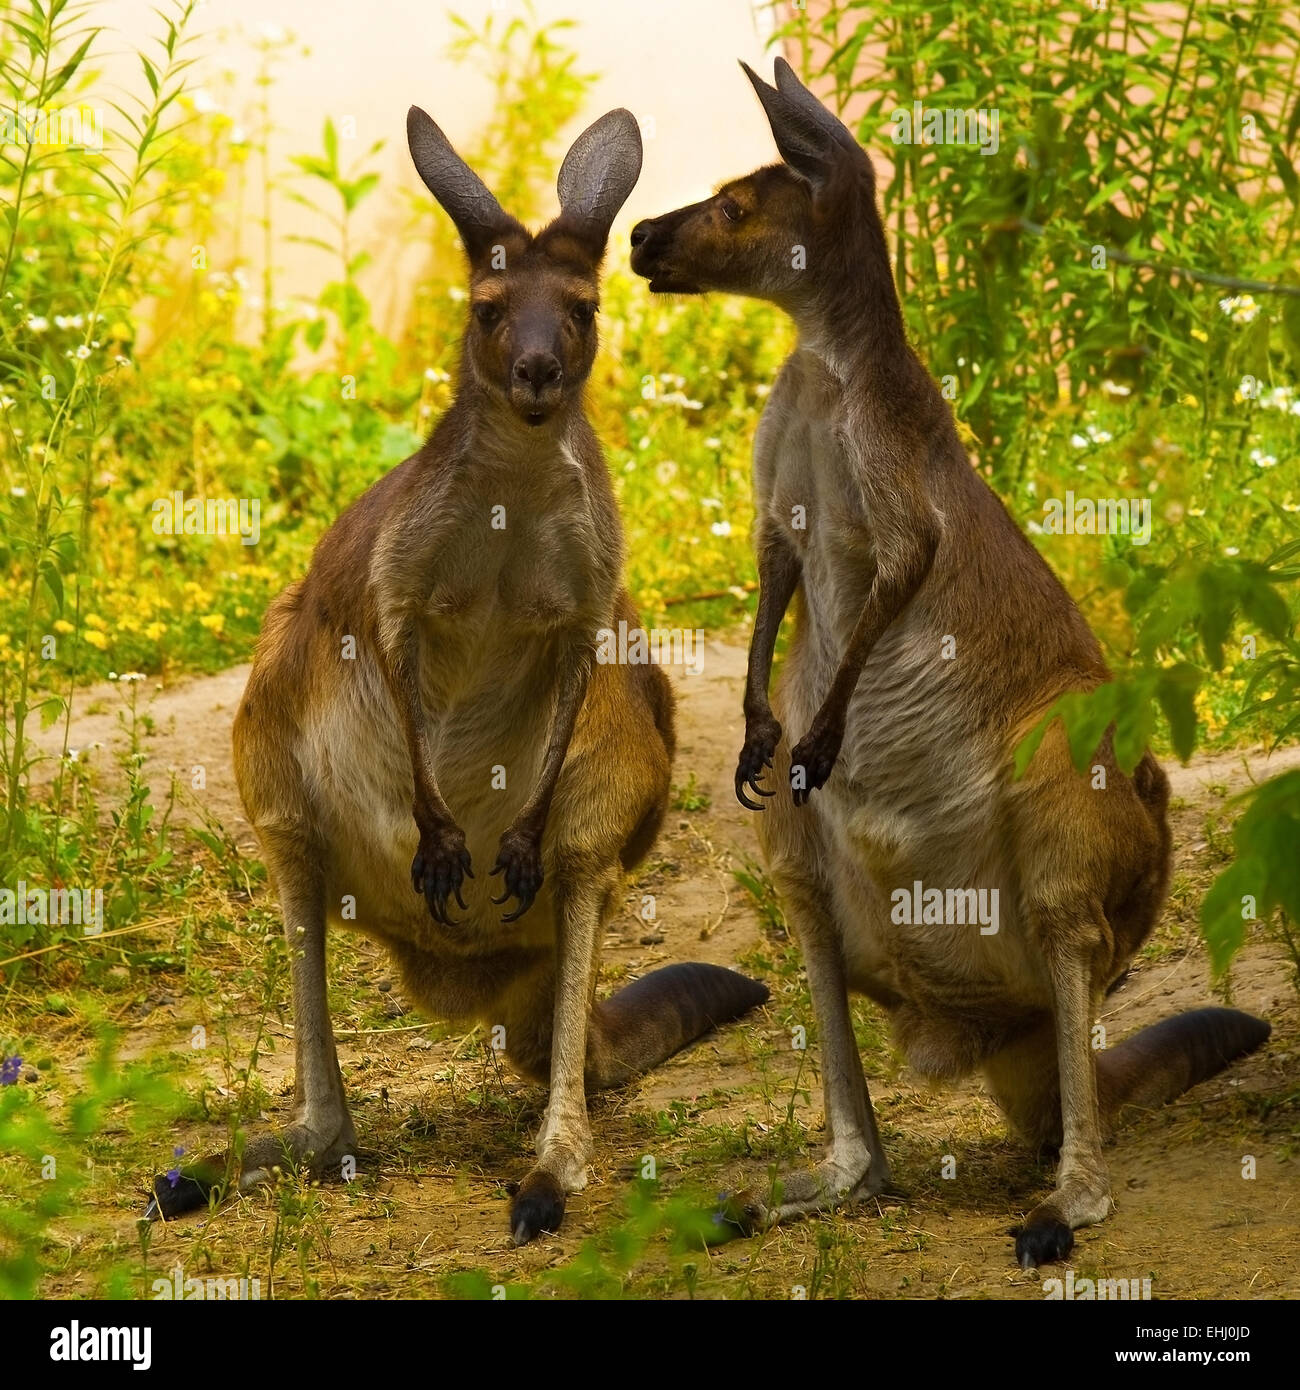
[146,843,357,1217]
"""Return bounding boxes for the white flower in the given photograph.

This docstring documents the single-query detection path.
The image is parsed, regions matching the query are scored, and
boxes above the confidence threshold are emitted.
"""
[0,395,14,410]
[710,520,732,537]
[654,460,678,484]
[191,88,219,115]
[704,437,721,449]
[74,344,91,359]
[115,355,131,368]
[10,485,26,497]
[25,315,48,332]
[1070,433,1088,449]
[423,367,449,383]
[256,22,287,43]
[1218,294,1259,324]
[1224,546,1240,556]
[447,286,466,302]
[1250,448,1277,468]
[701,497,723,510]
[230,124,248,146]
[1101,379,1131,397]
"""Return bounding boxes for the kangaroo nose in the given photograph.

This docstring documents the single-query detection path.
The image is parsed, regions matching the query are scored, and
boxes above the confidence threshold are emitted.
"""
[630,220,653,249]
[513,353,562,392]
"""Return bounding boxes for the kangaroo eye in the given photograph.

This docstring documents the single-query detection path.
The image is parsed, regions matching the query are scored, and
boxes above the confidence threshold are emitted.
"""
[473,302,501,329]
[720,198,745,223]
[571,301,597,325]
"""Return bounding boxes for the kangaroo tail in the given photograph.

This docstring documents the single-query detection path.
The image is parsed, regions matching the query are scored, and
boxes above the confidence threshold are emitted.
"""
[1098,1006,1270,1129]
[588,962,768,1089]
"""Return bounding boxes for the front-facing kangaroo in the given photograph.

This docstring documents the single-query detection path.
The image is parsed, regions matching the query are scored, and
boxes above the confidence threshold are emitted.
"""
[631,60,1269,1266]
[147,105,766,1245]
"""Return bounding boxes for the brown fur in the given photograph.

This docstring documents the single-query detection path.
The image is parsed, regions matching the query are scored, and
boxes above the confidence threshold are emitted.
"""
[145,106,766,1244]
[632,59,1268,1266]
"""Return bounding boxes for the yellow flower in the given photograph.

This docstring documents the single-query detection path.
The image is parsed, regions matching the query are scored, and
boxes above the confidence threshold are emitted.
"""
[84,613,106,630]
[199,613,225,634]
[83,630,109,650]
[53,619,74,634]
[1190,328,1208,343]
[145,622,166,641]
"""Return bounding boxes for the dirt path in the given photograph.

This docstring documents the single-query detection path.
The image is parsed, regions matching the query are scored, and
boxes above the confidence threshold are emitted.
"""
[32,640,1300,1299]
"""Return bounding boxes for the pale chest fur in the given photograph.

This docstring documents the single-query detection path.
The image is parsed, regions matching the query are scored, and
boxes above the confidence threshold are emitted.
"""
[757,351,1035,993]
[301,441,613,959]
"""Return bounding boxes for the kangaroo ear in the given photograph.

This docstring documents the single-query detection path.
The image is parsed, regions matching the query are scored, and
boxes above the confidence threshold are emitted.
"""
[407,105,512,257]
[556,108,643,248]
[771,56,861,157]
[740,60,838,185]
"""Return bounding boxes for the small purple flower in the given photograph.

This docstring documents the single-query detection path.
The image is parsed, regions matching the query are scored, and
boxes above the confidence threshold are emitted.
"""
[166,1147,185,1188]
[0,1055,22,1086]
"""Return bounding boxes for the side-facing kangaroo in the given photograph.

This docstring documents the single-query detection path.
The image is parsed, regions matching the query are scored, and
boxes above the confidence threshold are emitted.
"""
[147,105,766,1245]
[630,60,1269,1267]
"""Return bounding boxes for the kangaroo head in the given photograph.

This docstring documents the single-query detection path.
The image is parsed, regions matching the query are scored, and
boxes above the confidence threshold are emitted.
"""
[630,58,876,315]
[407,106,643,427]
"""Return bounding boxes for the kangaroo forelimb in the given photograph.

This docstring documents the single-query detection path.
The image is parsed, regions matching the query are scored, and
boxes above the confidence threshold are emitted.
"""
[790,519,937,805]
[492,639,592,921]
[736,529,801,810]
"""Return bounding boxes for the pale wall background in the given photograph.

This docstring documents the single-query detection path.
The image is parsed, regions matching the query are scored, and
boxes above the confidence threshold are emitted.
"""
[95,0,789,335]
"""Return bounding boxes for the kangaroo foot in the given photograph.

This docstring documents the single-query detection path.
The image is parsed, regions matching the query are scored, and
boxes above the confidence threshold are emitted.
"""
[144,1116,357,1220]
[717,1142,888,1236]
[1013,1175,1111,1269]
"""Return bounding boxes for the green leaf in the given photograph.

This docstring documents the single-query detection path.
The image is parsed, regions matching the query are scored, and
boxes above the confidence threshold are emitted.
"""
[1200,858,1256,977]
[1156,663,1201,762]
